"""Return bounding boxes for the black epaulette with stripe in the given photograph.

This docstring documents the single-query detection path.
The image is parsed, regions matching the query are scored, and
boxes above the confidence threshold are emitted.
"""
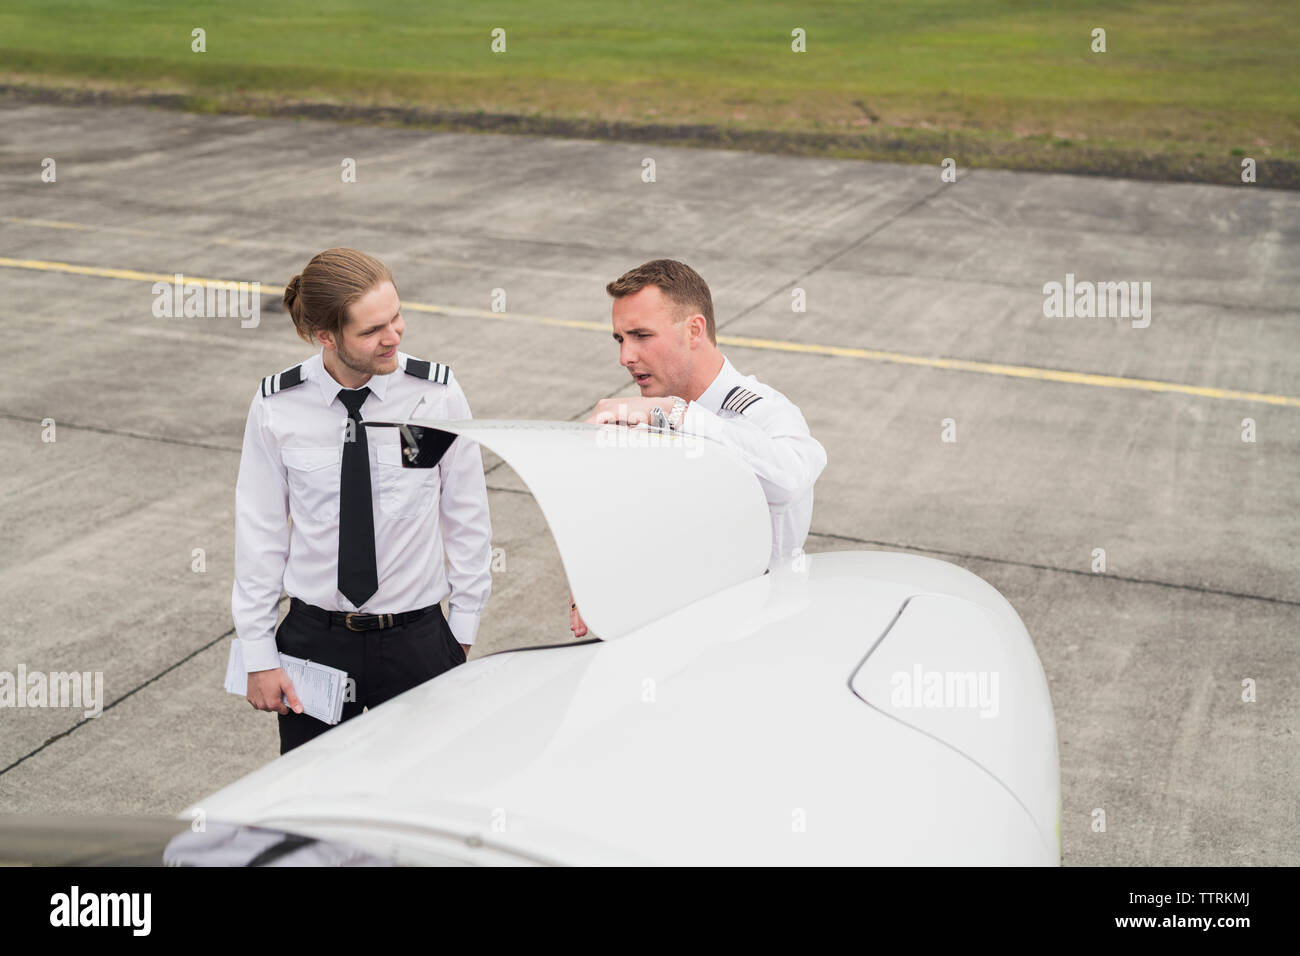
[722,385,762,414]
[403,358,452,385]
[261,364,304,398]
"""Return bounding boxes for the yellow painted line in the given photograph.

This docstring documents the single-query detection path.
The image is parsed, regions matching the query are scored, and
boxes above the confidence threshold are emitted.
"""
[716,334,1300,407]
[3,217,105,233]
[3,255,1298,408]
[402,299,609,333]
[0,256,274,292]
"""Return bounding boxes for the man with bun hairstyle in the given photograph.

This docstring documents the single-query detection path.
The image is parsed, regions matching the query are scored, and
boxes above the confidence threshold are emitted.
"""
[233,248,493,753]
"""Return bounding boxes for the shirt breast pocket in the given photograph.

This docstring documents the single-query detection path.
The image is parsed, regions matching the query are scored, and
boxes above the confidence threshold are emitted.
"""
[376,443,439,519]
[282,446,340,522]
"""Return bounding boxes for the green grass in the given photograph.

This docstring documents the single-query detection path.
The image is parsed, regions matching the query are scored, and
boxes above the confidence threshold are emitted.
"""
[2,1,1297,183]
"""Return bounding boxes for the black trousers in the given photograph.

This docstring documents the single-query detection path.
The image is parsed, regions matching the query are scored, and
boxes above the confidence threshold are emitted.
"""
[275,597,466,755]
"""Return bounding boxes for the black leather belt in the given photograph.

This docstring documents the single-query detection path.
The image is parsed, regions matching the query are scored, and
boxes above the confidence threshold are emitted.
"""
[289,597,439,632]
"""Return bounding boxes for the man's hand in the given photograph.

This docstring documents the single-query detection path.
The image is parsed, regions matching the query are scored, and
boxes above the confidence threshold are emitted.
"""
[247,667,303,716]
[459,643,471,660]
[569,593,588,638]
[588,397,675,427]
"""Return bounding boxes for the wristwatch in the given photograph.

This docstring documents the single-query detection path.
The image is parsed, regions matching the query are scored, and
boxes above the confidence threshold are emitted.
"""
[649,397,688,431]
[665,396,688,431]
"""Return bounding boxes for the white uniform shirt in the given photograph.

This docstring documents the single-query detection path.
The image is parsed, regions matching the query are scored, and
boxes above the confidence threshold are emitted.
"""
[231,349,493,672]
[680,355,827,569]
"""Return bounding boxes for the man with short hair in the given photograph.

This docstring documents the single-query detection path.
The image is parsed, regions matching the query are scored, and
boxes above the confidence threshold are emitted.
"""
[572,258,826,637]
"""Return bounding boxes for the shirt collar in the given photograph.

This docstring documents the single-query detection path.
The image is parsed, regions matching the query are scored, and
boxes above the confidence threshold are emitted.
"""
[309,348,395,406]
[694,354,741,413]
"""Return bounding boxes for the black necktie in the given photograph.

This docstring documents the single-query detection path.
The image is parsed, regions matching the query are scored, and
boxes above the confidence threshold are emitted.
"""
[336,387,377,607]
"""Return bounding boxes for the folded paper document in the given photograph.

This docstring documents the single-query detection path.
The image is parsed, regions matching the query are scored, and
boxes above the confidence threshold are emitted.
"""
[224,640,348,725]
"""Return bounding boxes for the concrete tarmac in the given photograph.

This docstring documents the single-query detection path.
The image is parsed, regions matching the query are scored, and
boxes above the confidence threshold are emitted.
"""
[0,100,1296,865]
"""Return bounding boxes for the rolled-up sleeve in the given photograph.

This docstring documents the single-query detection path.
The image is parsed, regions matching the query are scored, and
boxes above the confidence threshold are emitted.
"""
[230,391,290,672]
[681,400,827,508]
[438,381,493,644]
